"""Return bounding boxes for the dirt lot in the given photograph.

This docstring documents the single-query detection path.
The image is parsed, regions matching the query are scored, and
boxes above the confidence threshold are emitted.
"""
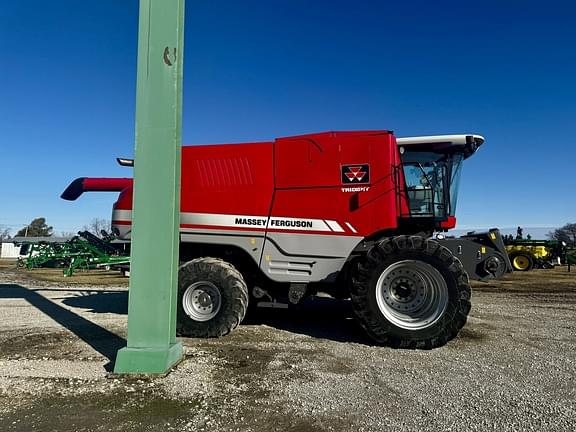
[0,259,575,431]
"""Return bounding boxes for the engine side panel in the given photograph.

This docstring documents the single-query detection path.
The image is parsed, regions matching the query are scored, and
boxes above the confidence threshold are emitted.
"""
[261,232,362,282]
[180,229,265,266]
[180,143,275,217]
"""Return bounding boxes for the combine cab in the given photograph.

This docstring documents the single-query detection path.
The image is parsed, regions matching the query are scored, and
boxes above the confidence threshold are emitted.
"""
[63,131,486,348]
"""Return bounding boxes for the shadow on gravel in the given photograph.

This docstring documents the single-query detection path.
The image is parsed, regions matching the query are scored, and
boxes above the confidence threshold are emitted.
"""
[58,290,374,345]
[0,284,125,371]
[62,291,128,314]
[244,297,375,345]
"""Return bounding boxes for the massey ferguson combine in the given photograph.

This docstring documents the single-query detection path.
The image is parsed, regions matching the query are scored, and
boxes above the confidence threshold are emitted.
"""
[63,131,490,348]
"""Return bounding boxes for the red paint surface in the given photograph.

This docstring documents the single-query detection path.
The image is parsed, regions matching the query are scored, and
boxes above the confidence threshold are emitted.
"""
[72,131,452,236]
[83,178,132,192]
[439,216,457,230]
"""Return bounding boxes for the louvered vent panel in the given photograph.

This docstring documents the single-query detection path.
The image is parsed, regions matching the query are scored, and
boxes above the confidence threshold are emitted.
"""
[193,158,254,188]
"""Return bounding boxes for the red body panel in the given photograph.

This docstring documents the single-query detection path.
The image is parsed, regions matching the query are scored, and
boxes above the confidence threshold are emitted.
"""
[440,216,457,230]
[272,131,399,235]
[180,142,274,217]
[109,131,441,237]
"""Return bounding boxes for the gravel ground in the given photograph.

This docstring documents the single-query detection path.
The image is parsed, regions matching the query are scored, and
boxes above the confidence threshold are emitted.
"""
[0,261,575,431]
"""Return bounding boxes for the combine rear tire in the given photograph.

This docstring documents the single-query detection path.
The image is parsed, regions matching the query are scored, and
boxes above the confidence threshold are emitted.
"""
[510,252,534,271]
[351,236,471,349]
[177,257,248,338]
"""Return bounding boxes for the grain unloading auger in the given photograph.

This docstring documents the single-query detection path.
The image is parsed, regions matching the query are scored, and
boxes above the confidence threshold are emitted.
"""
[63,131,508,348]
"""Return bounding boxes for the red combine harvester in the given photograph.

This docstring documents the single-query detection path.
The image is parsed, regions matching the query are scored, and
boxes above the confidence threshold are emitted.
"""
[62,131,486,348]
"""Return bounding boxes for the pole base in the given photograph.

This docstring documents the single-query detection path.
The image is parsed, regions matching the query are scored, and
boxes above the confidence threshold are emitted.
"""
[113,342,183,375]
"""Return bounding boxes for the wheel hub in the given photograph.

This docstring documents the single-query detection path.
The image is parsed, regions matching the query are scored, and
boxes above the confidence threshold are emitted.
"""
[390,279,416,302]
[485,256,499,272]
[197,292,212,307]
[375,260,448,330]
[384,271,426,313]
[182,281,222,322]
[513,256,529,270]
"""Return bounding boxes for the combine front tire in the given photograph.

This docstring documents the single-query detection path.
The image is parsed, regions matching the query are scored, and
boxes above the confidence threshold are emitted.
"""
[509,252,533,271]
[351,236,471,349]
[177,257,248,338]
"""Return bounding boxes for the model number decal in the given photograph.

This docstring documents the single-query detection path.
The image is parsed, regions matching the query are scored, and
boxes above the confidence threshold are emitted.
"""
[341,186,370,193]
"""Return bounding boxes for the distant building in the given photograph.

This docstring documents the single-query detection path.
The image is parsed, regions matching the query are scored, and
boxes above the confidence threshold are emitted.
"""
[10,236,72,244]
[0,242,21,258]
[1,236,73,259]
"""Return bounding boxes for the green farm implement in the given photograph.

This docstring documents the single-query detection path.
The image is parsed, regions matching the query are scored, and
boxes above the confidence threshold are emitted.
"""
[17,231,130,277]
[566,249,576,271]
[502,237,572,271]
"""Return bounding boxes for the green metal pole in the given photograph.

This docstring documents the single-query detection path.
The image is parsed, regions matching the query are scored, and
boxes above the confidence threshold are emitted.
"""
[114,0,185,374]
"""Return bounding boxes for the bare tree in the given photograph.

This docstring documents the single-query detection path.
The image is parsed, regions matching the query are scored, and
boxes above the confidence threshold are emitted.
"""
[82,218,111,238]
[547,223,576,247]
[0,228,11,241]
[58,231,77,238]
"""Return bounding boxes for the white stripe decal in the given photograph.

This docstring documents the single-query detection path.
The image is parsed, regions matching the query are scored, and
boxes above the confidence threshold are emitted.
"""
[112,209,132,221]
[181,213,269,228]
[345,222,358,233]
[324,220,345,232]
[113,210,335,232]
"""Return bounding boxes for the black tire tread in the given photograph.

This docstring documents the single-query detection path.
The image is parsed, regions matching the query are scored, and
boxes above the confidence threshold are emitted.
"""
[350,235,471,349]
[177,257,248,338]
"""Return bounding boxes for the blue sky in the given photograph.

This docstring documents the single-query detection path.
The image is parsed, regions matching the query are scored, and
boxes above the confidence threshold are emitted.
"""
[1,0,575,236]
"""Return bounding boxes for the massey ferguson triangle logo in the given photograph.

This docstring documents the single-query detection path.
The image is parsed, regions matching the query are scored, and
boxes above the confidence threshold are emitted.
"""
[341,164,370,184]
[346,166,366,181]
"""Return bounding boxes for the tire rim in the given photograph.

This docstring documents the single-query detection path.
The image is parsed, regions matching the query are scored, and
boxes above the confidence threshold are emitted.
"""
[375,260,448,330]
[182,281,221,322]
[513,255,529,270]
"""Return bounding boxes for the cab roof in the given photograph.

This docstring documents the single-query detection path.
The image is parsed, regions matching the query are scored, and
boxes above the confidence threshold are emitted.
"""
[396,134,484,159]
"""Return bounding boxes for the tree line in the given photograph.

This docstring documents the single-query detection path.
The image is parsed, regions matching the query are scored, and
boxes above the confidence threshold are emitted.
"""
[0,217,111,240]
[548,223,576,247]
